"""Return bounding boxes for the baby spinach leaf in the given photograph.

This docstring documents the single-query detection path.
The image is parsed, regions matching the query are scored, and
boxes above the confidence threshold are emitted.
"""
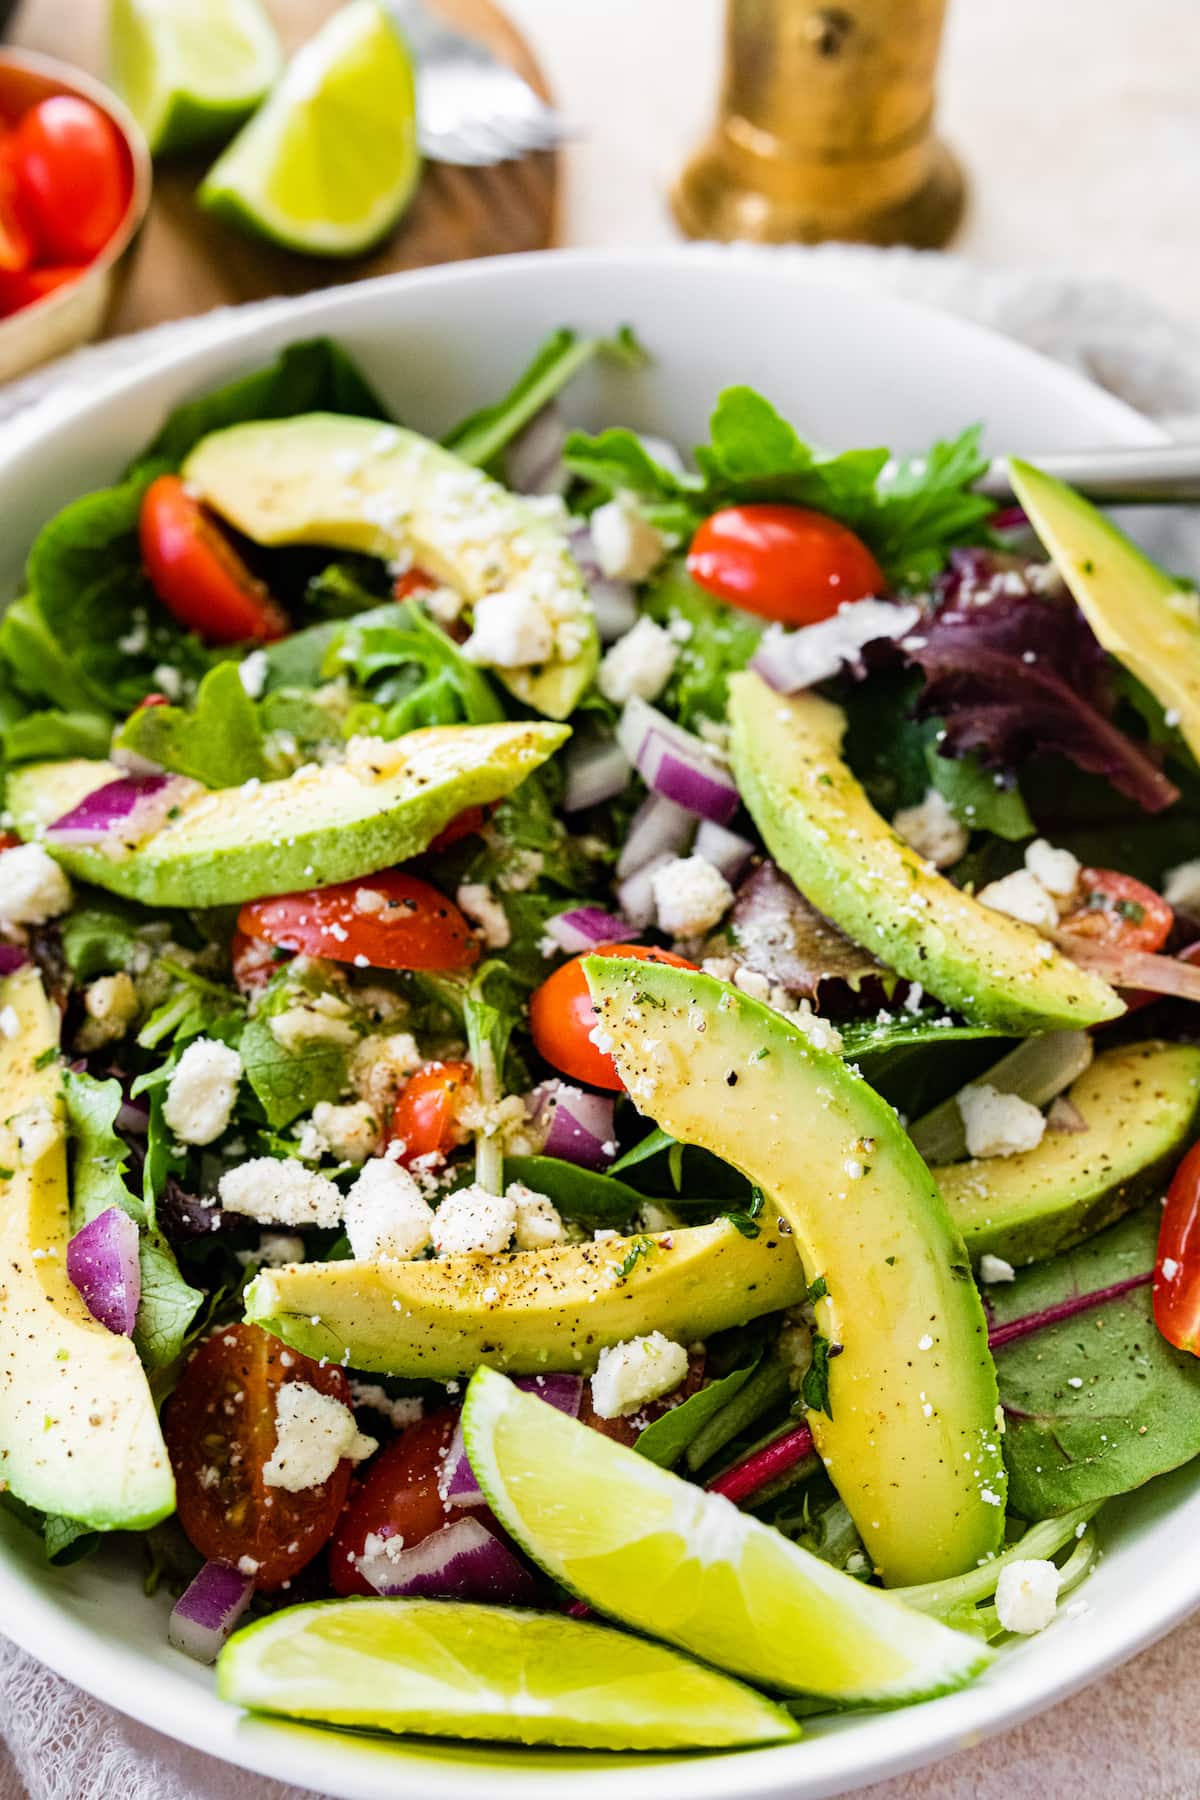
[240,1011,347,1131]
[2,709,113,764]
[445,325,646,471]
[114,661,266,789]
[990,1207,1200,1517]
[502,1155,644,1226]
[58,894,145,980]
[635,1360,759,1468]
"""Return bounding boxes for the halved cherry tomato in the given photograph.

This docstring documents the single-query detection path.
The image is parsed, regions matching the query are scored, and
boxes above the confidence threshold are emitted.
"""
[1059,868,1173,956]
[163,1322,359,1590]
[392,566,438,600]
[388,1059,474,1165]
[139,475,289,645]
[329,1409,459,1597]
[0,831,22,852]
[1155,1140,1200,1355]
[11,96,128,263]
[687,503,885,626]
[238,869,478,972]
[427,804,489,853]
[230,926,283,993]
[0,145,34,274]
[529,943,698,1091]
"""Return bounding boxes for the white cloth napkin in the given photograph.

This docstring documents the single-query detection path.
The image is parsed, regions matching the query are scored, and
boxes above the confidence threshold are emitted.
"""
[1,246,1198,1800]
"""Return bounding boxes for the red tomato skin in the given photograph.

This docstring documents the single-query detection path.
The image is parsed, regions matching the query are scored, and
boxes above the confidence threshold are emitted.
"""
[1155,1140,1200,1355]
[388,1059,474,1165]
[392,567,438,600]
[238,869,479,972]
[1059,868,1173,956]
[0,831,22,852]
[529,944,697,1090]
[687,504,886,626]
[329,1409,459,1597]
[0,262,85,314]
[12,97,128,262]
[163,1323,357,1590]
[427,805,489,853]
[0,143,35,273]
[139,475,289,645]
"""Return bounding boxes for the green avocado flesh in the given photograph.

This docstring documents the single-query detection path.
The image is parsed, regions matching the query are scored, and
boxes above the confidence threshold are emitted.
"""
[728,672,1123,1033]
[1011,458,1200,765]
[0,968,173,1530]
[936,1040,1200,1266]
[8,721,566,907]
[584,956,1006,1587]
[243,1219,807,1379]
[183,413,599,720]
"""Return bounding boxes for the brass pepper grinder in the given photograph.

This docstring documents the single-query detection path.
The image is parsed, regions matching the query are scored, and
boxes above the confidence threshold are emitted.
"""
[672,0,964,248]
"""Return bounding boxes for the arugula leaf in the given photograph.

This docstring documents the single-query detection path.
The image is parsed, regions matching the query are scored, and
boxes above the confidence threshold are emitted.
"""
[990,1207,1200,1517]
[444,326,646,471]
[114,661,266,788]
[643,559,763,730]
[502,1155,643,1226]
[635,1360,759,1469]
[802,1334,837,1417]
[325,600,504,733]
[2,709,112,764]
[562,428,700,536]
[870,429,994,588]
[58,895,144,980]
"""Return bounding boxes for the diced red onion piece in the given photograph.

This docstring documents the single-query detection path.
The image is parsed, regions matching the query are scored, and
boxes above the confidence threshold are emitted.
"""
[441,1375,583,1509]
[360,1515,541,1605]
[168,1560,255,1663]
[615,791,694,880]
[45,774,182,848]
[115,1098,150,1136]
[543,907,631,954]
[617,698,740,825]
[505,404,568,496]
[694,820,755,883]
[563,737,631,813]
[66,1206,140,1336]
[1051,931,1200,1001]
[542,1086,617,1170]
[0,943,28,975]
[567,522,638,641]
[616,853,672,928]
[750,600,922,695]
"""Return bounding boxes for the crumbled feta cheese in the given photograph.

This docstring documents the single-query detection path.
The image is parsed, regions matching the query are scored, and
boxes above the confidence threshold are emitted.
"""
[461,589,555,669]
[76,971,139,1051]
[431,1184,516,1255]
[1162,1256,1181,1280]
[1164,857,1200,913]
[638,1199,682,1233]
[350,1031,425,1113]
[509,1182,566,1250]
[261,1382,377,1492]
[238,649,269,699]
[978,1252,1017,1283]
[236,1232,306,1270]
[651,855,734,938]
[1024,838,1080,897]
[268,1003,357,1053]
[790,998,843,1055]
[590,1332,688,1419]
[589,493,665,583]
[0,1005,17,1040]
[343,1158,434,1261]
[957,1082,1047,1158]
[761,599,919,690]
[977,869,1058,932]
[597,616,678,704]
[733,967,772,1003]
[0,844,72,925]
[354,885,387,914]
[152,663,182,700]
[219,1157,343,1228]
[348,1381,424,1429]
[993,1558,1061,1635]
[162,1038,243,1146]
[310,1100,380,1165]
[893,788,968,869]
[456,882,510,949]
[497,849,544,894]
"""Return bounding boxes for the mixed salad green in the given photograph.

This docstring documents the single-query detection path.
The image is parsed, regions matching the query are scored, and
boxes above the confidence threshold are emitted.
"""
[2,327,1200,1753]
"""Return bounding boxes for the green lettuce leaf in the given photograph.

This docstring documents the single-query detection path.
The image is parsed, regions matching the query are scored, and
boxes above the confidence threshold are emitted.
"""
[501,1156,643,1226]
[444,325,646,472]
[59,895,145,980]
[643,559,762,730]
[114,660,266,788]
[635,1361,759,1469]
[325,599,503,732]
[2,709,112,764]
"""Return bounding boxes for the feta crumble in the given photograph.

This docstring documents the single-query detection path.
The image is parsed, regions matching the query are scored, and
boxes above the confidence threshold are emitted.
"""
[994,1558,1061,1635]
[238,649,269,699]
[957,1082,1046,1158]
[350,1031,424,1112]
[431,1184,517,1255]
[219,1157,343,1228]
[0,843,72,926]
[977,868,1058,932]
[597,616,678,704]
[236,1232,306,1270]
[590,1332,688,1419]
[461,589,555,669]
[651,854,734,938]
[892,788,968,869]
[347,1382,424,1430]
[509,1182,566,1250]
[77,971,139,1051]
[310,1100,380,1165]
[978,1253,1016,1283]
[162,1038,243,1146]
[343,1158,434,1262]
[1024,838,1080,898]
[261,1382,377,1492]
[456,881,510,949]
[589,493,665,583]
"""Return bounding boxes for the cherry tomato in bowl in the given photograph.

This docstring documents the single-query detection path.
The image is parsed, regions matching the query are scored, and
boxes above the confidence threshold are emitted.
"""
[687,504,885,626]
[1155,1140,1200,1356]
[238,870,479,973]
[329,1408,460,1597]
[10,95,129,263]
[139,475,289,644]
[529,944,698,1091]
[1058,868,1173,956]
[388,1059,474,1166]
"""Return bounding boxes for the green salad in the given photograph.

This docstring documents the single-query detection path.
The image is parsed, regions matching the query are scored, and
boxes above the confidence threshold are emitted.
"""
[2,327,1200,1753]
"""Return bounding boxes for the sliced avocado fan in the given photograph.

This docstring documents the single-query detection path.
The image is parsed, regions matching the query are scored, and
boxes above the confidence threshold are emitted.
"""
[183,413,598,720]
[728,671,1123,1033]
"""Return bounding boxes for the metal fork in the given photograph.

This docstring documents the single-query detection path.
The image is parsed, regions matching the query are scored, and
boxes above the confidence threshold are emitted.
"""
[980,442,1200,506]
[388,0,574,166]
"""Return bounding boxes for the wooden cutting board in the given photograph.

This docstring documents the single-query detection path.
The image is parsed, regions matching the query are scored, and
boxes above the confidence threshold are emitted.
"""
[8,0,559,334]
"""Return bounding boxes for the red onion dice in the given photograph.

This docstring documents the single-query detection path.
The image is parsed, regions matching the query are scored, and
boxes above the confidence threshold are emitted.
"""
[563,736,631,813]
[539,1083,617,1170]
[694,820,755,884]
[441,1374,582,1510]
[45,774,191,848]
[616,854,672,929]
[750,600,921,694]
[0,944,29,975]
[505,403,569,496]
[615,791,694,881]
[66,1206,140,1336]
[617,699,741,825]
[358,1514,541,1605]
[567,522,638,642]
[542,908,631,955]
[168,1560,255,1663]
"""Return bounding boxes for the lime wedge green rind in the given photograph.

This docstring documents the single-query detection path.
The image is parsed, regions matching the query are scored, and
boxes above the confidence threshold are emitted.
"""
[111,0,283,156]
[463,1368,992,1707]
[217,1599,800,1751]
[199,0,420,257]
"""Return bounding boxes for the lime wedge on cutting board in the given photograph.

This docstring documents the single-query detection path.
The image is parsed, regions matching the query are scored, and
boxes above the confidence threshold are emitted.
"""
[199,0,420,257]
[463,1368,991,1706]
[217,1598,799,1751]
[111,0,283,156]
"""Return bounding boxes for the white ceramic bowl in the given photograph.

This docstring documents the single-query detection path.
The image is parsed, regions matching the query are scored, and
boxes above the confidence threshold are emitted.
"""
[0,248,1189,1800]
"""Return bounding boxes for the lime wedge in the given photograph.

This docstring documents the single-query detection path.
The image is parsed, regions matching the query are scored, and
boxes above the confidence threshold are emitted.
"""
[463,1368,991,1706]
[217,1598,799,1751]
[111,0,283,156]
[199,0,420,257]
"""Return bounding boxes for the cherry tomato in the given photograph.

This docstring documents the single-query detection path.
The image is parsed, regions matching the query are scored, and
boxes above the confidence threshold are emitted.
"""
[230,926,283,993]
[329,1409,459,1597]
[427,804,489,853]
[392,566,438,600]
[687,504,886,626]
[0,263,86,315]
[0,831,22,852]
[388,1059,474,1165]
[238,869,478,972]
[11,96,128,263]
[1058,868,1173,956]
[530,944,698,1091]
[1155,1140,1200,1355]
[0,144,34,274]
[163,1323,358,1590]
[139,475,289,645]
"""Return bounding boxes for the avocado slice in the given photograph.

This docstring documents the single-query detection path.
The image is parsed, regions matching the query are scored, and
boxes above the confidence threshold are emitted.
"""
[183,414,598,720]
[728,671,1123,1033]
[8,720,566,907]
[584,955,1006,1587]
[1010,458,1200,763]
[0,967,174,1529]
[243,1219,807,1378]
[936,1040,1200,1266]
